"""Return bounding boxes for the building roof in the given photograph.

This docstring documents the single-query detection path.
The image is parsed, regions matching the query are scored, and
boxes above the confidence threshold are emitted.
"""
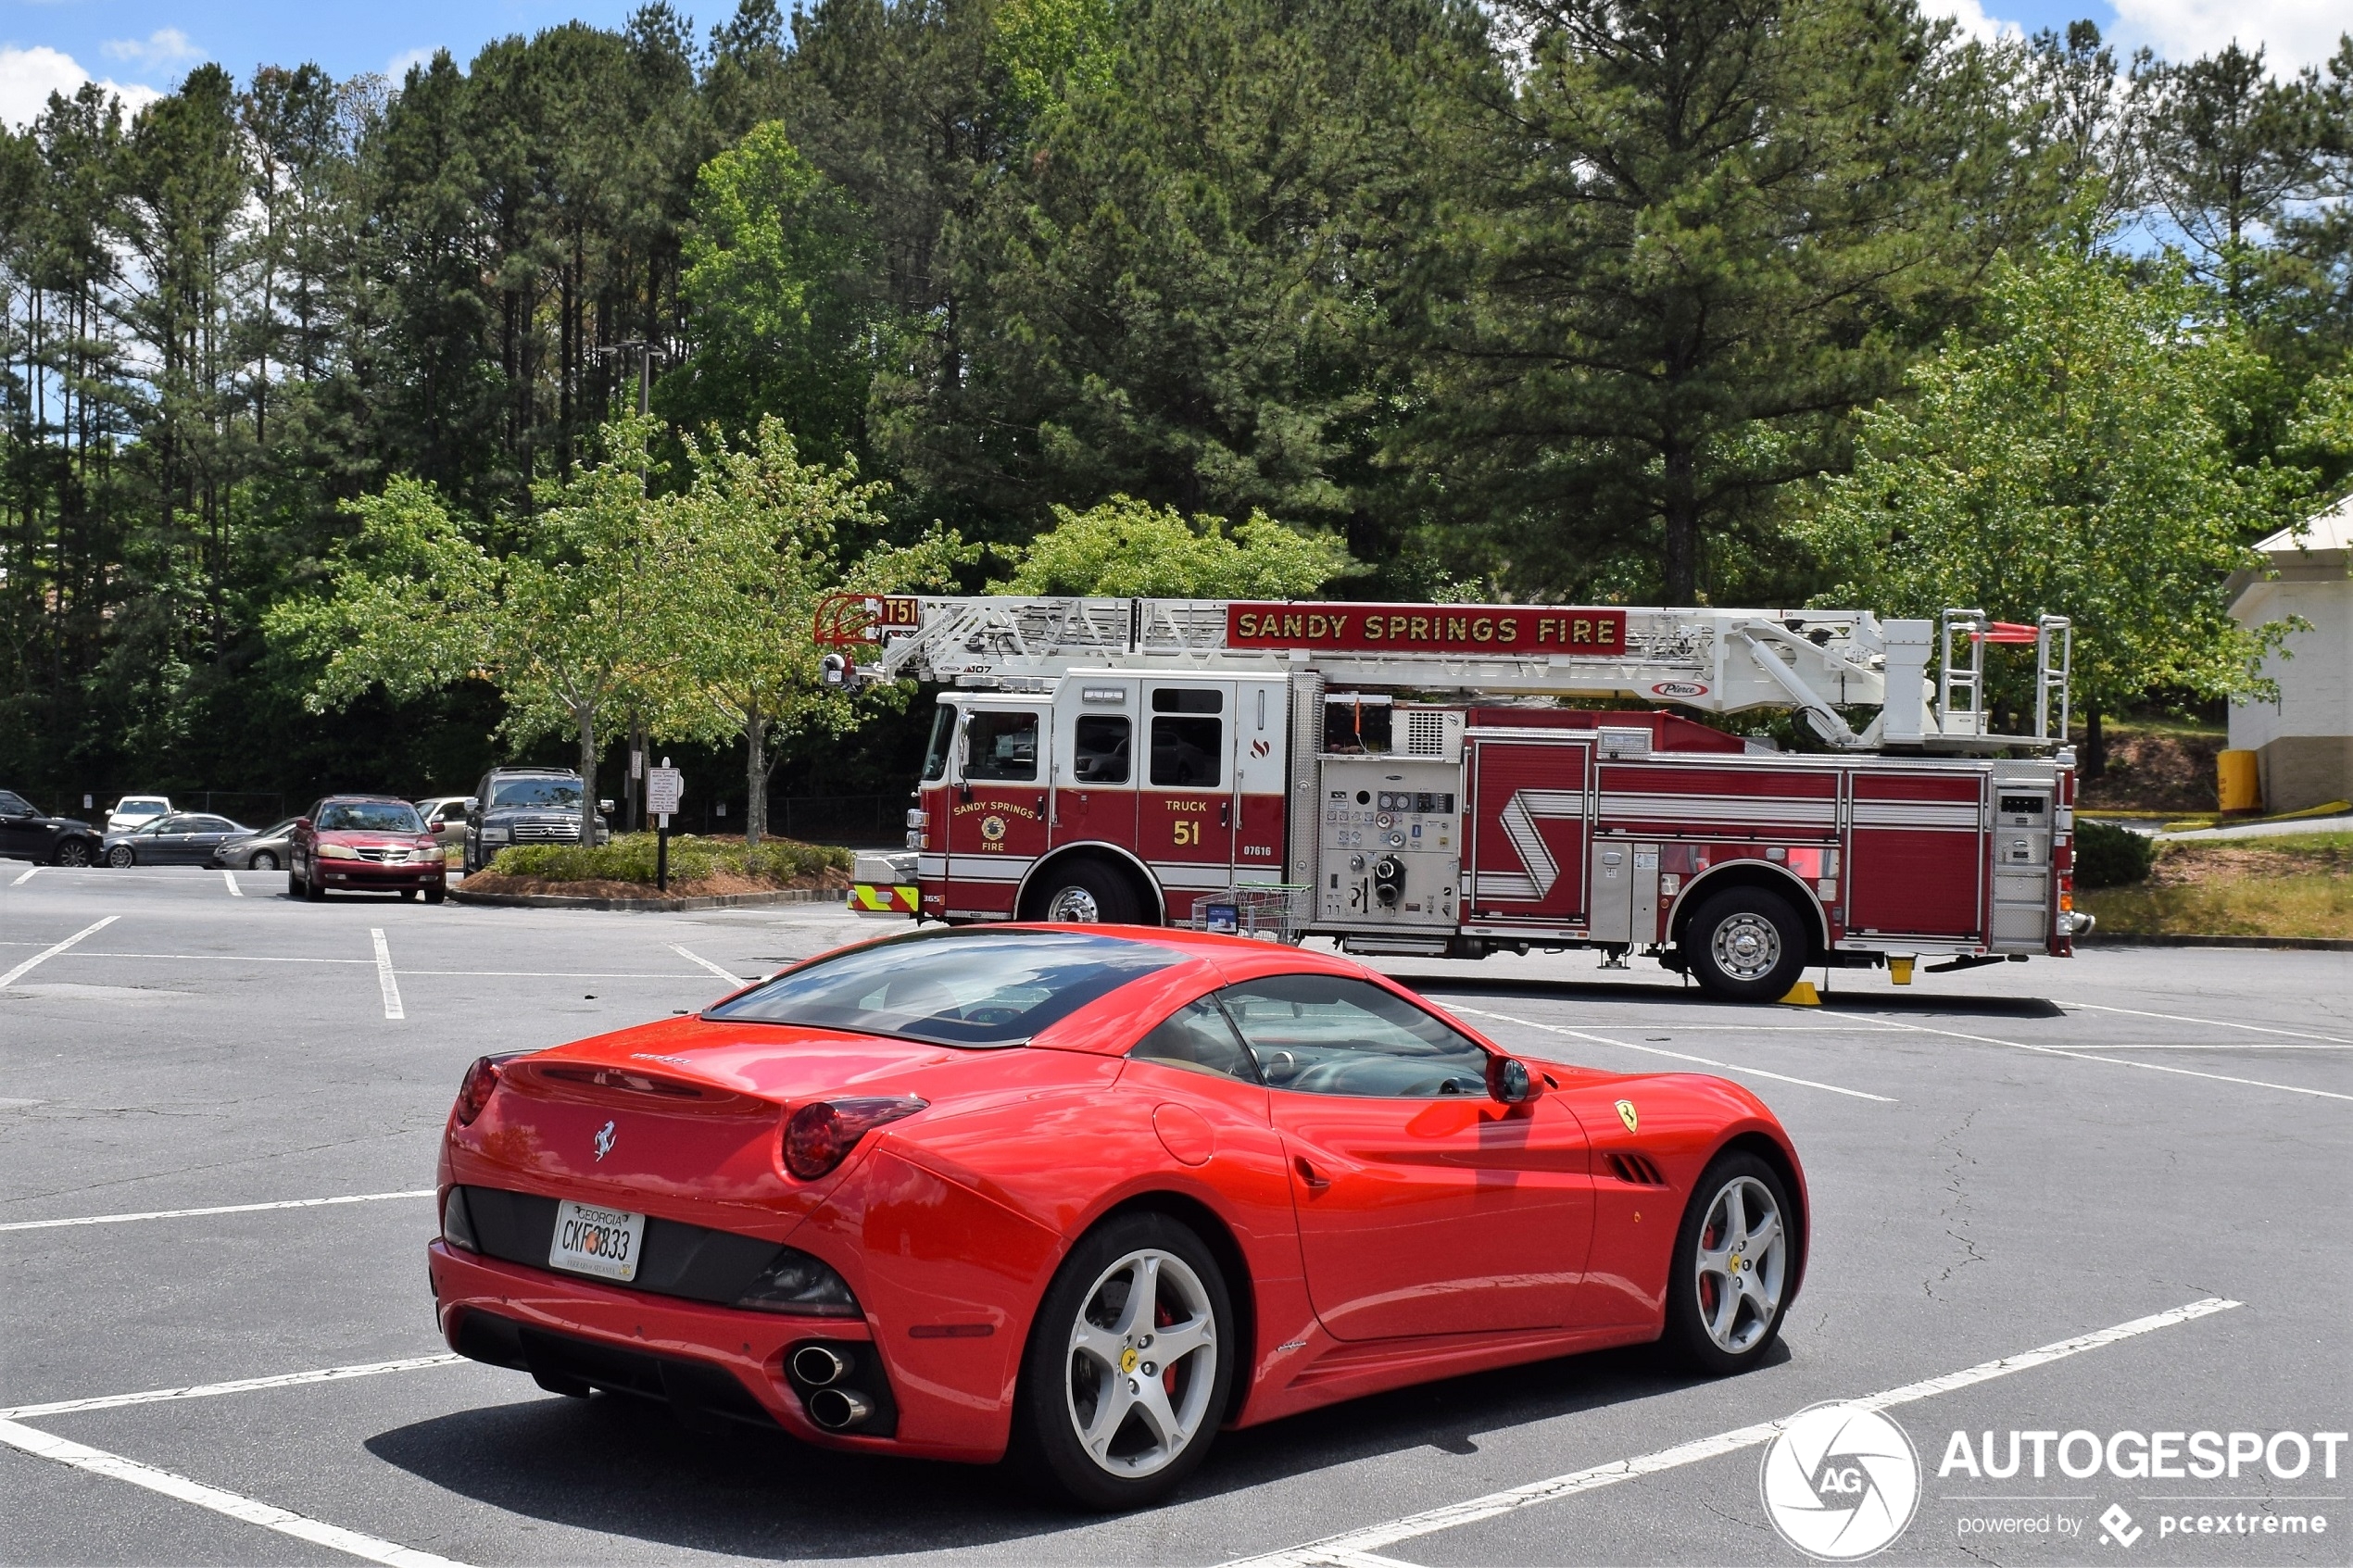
[2254,492,2353,556]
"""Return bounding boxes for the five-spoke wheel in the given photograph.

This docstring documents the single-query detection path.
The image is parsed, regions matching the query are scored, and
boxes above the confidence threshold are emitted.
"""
[1665,1151,1796,1373]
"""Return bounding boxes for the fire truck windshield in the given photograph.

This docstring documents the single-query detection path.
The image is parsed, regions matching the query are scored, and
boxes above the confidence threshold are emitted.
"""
[921,704,957,783]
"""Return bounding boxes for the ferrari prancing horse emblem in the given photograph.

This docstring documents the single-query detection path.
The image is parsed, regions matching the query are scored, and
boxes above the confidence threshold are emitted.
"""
[593,1120,616,1161]
[1616,1099,1638,1135]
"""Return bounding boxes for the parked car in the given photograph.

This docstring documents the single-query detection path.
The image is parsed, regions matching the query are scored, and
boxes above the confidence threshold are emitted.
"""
[431,926,1807,1509]
[209,818,300,872]
[102,812,250,867]
[464,768,610,873]
[290,797,447,902]
[0,790,104,866]
[414,797,473,856]
[105,795,172,834]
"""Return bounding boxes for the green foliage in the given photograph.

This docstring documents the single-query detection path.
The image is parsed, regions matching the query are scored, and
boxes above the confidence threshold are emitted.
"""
[988,495,1357,597]
[1804,251,2309,719]
[491,831,850,884]
[2074,819,2158,887]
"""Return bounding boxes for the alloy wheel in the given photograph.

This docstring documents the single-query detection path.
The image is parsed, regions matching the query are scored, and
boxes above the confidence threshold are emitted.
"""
[1709,912,1782,982]
[1692,1174,1787,1354]
[1064,1248,1217,1478]
[1046,884,1103,922]
[250,851,277,872]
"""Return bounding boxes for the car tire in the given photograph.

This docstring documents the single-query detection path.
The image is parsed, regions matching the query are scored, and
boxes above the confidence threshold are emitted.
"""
[105,845,135,869]
[249,850,278,872]
[1663,1151,1797,1376]
[1007,1211,1235,1512]
[423,885,446,905]
[303,868,325,902]
[1679,886,1808,1001]
[52,839,92,868]
[288,871,302,898]
[1026,859,1143,925]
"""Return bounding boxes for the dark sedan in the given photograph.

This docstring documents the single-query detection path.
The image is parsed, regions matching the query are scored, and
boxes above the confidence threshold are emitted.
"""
[209,818,299,872]
[103,812,250,867]
[0,791,103,866]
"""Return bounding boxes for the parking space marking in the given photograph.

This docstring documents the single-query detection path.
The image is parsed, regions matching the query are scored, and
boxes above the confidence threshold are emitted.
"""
[222,871,241,897]
[0,1418,472,1568]
[0,916,120,989]
[1868,1016,2353,1103]
[10,864,33,885]
[1237,1298,2241,1568]
[1452,1007,1895,1102]
[371,928,404,1021]
[670,944,748,985]
[0,1189,434,1234]
[2057,999,2350,1045]
[0,1353,464,1420]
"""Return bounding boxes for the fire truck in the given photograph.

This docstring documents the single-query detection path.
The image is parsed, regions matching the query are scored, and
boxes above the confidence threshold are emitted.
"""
[821,596,2090,1000]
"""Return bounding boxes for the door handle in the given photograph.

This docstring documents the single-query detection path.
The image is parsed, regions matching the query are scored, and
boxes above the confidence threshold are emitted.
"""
[1293,1156,1329,1190]
[1219,799,1232,828]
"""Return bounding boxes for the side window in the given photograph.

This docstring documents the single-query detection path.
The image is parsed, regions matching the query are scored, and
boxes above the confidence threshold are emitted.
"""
[964,711,1038,782]
[1072,715,1130,784]
[1150,688,1223,788]
[921,704,958,784]
[1131,997,1260,1084]
[1219,974,1490,1098]
[0,791,31,815]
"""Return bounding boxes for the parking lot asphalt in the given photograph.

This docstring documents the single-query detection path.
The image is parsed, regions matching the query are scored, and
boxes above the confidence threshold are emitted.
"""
[3,864,2347,1566]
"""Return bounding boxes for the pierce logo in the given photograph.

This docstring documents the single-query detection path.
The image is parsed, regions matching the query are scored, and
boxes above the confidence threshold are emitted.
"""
[1760,1403,1921,1560]
[1652,681,1709,697]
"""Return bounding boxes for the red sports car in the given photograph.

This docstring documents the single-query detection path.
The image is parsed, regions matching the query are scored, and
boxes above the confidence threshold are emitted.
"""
[429,926,1806,1508]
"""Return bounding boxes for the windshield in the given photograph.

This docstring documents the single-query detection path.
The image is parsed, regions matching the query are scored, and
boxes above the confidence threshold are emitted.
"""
[248,819,298,840]
[920,705,957,784]
[116,799,166,817]
[706,930,1177,1047]
[317,802,425,833]
[492,777,583,809]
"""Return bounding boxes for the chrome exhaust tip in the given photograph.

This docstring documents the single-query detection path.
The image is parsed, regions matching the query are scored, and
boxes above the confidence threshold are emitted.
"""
[807,1386,872,1430]
[790,1345,853,1386]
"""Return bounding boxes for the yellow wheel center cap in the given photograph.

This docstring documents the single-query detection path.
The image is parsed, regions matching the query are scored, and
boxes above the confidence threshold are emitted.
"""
[1119,1347,1139,1374]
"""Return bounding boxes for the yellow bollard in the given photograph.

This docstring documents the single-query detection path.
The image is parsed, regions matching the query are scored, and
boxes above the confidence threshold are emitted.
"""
[1889,956,1914,985]
[2216,749,2261,813]
[1780,980,1822,1006]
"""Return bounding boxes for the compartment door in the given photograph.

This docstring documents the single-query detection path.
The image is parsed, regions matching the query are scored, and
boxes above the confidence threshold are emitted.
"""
[1465,738,1593,925]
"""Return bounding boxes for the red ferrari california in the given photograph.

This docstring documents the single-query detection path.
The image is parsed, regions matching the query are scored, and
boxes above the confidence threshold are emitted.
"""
[429,926,1806,1508]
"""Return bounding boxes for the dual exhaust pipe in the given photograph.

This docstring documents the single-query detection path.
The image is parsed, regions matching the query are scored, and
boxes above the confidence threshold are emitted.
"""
[790,1343,874,1431]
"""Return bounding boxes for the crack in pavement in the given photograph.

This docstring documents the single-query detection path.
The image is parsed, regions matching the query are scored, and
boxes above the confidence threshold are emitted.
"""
[1928,1106,1988,1299]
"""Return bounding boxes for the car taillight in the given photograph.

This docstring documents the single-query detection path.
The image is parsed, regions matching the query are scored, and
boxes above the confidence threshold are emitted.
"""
[782,1097,927,1181]
[452,1054,521,1125]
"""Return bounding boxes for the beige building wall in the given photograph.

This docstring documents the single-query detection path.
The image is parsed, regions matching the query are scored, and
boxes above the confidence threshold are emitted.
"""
[2228,502,2353,812]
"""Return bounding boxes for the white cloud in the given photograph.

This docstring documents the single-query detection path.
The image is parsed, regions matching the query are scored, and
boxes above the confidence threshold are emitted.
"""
[385,47,437,82]
[0,44,162,130]
[100,28,203,72]
[2113,0,2349,69]
[1922,0,2025,46]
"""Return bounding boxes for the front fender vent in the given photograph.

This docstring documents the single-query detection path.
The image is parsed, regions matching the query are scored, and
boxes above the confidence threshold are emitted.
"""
[1606,1152,1666,1186]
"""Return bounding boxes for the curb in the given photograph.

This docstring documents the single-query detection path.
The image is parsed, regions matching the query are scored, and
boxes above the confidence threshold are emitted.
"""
[2074,932,2353,952]
[447,886,846,913]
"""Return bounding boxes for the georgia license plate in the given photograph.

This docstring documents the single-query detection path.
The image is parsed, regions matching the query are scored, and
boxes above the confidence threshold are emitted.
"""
[548,1199,645,1282]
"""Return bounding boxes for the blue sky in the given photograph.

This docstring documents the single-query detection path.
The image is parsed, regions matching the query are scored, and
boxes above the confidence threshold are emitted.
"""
[0,0,2345,130]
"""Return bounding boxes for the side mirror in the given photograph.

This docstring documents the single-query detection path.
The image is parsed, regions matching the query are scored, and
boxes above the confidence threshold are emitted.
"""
[464,797,479,812]
[294,818,312,834]
[1487,1056,1537,1105]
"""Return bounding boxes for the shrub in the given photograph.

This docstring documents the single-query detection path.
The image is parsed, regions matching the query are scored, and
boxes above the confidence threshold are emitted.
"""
[2073,818,2156,887]
[489,833,850,884]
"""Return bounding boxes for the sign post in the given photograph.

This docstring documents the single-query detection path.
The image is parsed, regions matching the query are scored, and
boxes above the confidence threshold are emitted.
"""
[647,760,683,893]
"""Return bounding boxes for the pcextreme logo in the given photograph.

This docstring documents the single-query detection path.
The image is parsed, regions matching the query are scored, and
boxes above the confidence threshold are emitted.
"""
[1760,1403,1922,1561]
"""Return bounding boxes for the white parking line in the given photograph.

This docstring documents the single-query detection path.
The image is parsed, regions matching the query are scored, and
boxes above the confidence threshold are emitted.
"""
[0,1418,471,1568]
[1869,1016,2353,1103]
[1452,1006,1895,1102]
[10,864,33,885]
[371,928,404,1021]
[0,1353,465,1420]
[2057,999,2350,1045]
[222,870,242,897]
[670,944,748,985]
[0,916,120,990]
[0,1189,434,1234]
[1236,1298,2241,1568]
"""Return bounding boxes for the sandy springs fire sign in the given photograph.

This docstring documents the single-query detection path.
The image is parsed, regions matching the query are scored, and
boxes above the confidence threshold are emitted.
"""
[823,594,2087,1001]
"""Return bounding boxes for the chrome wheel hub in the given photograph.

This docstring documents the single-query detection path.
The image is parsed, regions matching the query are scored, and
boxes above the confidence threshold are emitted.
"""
[1046,885,1103,922]
[1711,912,1781,981]
[1065,1248,1215,1477]
[1693,1175,1787,1353]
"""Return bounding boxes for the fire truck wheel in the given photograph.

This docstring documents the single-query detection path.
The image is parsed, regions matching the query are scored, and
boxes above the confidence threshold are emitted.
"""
[1027,859,1142,925]
[1680,887,1808,1001]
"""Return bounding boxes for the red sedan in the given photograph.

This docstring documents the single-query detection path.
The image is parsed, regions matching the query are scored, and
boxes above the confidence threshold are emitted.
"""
[288,796,447,902]
[429,927,1806,1508]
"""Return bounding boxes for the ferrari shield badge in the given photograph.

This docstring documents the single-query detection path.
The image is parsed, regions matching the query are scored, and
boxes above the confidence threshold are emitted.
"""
[1616,1099,1638,1135]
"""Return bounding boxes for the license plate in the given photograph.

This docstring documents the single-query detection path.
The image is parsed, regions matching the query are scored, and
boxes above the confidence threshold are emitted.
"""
[548,1199,646,1282]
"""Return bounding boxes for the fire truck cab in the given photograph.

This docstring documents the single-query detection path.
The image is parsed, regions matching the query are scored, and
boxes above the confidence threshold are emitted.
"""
[833,596,2087,1000]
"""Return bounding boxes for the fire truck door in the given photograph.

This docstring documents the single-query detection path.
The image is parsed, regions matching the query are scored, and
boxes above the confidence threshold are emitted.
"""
[1465,736,1595,926]
[1231,679,1289,876]
[1051,679,1139,851]
[946,702,1052,911]
[1140,680,1238,897]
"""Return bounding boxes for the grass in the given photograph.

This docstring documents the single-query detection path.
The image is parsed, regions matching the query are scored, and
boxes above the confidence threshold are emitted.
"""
[486,832,850,886]
[2078,832,2353,938]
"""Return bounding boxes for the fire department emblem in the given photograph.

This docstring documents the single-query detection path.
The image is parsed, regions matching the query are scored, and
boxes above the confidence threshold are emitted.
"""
[980,814,1007,844]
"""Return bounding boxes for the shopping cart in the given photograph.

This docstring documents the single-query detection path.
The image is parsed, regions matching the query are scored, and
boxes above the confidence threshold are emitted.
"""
[1187,884,1309,944]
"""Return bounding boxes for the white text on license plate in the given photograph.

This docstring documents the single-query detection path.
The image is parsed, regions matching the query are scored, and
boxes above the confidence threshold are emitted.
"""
[549,1199,645,1282]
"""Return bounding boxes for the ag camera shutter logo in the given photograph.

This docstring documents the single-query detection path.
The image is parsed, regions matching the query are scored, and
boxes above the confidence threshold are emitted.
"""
[1760,1403,1922,1560]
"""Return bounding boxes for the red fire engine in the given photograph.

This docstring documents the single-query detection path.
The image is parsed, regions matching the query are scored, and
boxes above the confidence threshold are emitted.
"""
[822,596,2089,1000]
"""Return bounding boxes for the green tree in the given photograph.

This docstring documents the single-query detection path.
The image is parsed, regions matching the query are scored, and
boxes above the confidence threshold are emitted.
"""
[988,494,1356,596]
[1803,251,2306,772]
[2132,42,2324,306]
